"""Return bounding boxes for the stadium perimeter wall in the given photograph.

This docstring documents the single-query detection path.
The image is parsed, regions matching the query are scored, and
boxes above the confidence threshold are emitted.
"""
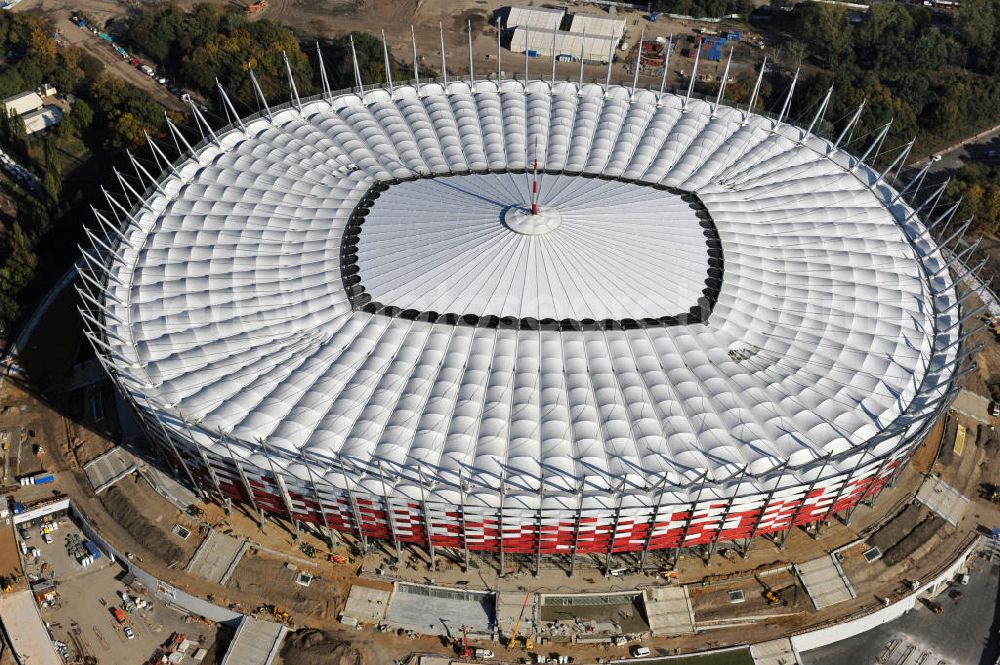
[137,412,924,559]
[789,535,980,654]
[69,503,243,625]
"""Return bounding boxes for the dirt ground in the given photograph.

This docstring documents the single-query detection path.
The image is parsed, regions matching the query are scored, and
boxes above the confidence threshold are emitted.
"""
[12,0,187,111]
[98,478,200,566]
[225,549,345,621]
[15,0,773,110]
[277,629,364,665]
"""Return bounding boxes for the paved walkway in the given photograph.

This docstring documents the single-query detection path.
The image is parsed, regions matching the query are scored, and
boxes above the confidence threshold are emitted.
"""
[796,556,855,610]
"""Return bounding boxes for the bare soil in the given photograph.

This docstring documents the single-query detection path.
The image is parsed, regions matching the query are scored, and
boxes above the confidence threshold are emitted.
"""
[868,503,925,554]
[881,514,946,566]
[98,479,193,566]
[279,629,364,665]
[226,549,344,621]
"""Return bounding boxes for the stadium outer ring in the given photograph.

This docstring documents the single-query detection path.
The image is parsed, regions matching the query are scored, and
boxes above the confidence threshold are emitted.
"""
[79,77,965,569]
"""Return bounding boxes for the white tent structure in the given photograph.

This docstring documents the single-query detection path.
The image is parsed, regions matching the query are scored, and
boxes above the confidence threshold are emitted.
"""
[510,26,617,62]
[79,53,973,572]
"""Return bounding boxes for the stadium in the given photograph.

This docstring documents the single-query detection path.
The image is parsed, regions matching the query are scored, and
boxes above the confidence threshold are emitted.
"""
[78,59,970,572]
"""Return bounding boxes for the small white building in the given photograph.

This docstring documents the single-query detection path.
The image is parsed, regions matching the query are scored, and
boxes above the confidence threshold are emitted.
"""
[504,7,625,63]
[21,106,62,135]
[569,13,626,41]
[510,27,617,62]
[2,91,42,118]
[499,5,565,31]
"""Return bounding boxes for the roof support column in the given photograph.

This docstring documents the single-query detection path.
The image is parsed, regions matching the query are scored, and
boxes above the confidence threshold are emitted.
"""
[150,407,205,501]
[674,472,708,566]
[459,471,470,572]
[417,468,437,572]
[304,460,335,549]
[498,477,506,577]
[259,438,299,542]
[220,431,262,530]
[640,473,670,573]
[338,458,369,553]
[781,455,832,546]
[569,487,584,578]
[816,439,880,536]
[535,474,544,577]
[604,481,626,576]
[742,461,789,559]
[377,461,403,563]
[706,465,748,560]
[178,413,225,508]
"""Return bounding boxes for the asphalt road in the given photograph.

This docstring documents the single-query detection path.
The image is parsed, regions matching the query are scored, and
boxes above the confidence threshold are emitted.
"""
[800,558,1000,665]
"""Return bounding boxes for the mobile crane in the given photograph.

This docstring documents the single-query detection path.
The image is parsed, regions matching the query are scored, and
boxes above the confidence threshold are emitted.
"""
[506,589,533,650]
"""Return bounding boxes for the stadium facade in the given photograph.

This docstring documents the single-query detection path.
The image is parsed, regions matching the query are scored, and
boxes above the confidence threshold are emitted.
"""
[79,55,975,572]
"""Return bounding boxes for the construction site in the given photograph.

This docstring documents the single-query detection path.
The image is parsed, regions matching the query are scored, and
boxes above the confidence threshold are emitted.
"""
[0,1,997,665]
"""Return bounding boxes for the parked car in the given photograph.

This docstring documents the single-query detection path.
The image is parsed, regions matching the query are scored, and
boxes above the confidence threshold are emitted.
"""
[124,626,135,640]
[631,646,651,657]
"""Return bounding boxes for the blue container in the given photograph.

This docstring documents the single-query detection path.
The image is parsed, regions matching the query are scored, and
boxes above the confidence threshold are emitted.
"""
[728,31,740,41]
[12,502,23,515]
[649,11,658,21]
[34,474,54,485]
[83,541,102,560]
[527,50,539,57]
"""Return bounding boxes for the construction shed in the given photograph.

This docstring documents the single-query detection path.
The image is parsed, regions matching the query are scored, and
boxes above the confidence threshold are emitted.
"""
[2,91,42,117]
[510,26,617,62]
[569,13,626,41]
[21,106,62,136]
[497,6,565,31]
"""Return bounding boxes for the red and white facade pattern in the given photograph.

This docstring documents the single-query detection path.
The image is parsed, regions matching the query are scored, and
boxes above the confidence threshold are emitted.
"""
[146,418,914,556]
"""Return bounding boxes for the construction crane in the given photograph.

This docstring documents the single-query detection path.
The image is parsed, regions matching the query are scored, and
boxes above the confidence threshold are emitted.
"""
[460,624,471,657]
[506,589,532,649]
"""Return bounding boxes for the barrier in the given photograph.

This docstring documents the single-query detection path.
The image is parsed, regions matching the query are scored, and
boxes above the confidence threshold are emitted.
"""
[69,503,243,625]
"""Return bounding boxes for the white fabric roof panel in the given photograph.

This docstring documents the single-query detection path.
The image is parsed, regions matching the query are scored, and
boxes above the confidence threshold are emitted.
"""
[503,6,565,32]
[97,81,959,507]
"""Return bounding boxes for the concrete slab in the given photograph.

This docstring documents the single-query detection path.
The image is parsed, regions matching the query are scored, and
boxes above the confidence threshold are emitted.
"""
[642,586,695,636]
[950,389,992,424]
[796,556,855,610]
[139,463,199,511]
[916,475,969,527]
[83,447,136,494]
[219,616,286,665]
[186,530,247,585]
[342,584,391,624]
[496,590,536,637]
[751,637,799,665]
[0,590,62,665]
[385,582,494,638]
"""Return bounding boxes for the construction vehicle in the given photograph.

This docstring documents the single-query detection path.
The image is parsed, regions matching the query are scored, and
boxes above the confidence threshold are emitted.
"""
[300,543,316,558]
[506,589,532,649]
[459,624,471,657]
[246,0,268,14]
[755,575,786,606]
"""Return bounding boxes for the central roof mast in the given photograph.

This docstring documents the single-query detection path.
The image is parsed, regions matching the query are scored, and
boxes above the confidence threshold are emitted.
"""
[531,136,539,215]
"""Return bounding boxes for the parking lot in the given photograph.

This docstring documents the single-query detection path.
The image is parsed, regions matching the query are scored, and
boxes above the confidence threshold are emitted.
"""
[16,515,220,664]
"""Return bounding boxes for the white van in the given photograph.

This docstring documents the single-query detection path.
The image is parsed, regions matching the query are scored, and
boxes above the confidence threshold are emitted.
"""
[631,646,651,657]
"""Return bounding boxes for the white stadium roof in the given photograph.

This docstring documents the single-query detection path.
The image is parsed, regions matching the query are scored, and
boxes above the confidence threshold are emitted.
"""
[92,79,959,506]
